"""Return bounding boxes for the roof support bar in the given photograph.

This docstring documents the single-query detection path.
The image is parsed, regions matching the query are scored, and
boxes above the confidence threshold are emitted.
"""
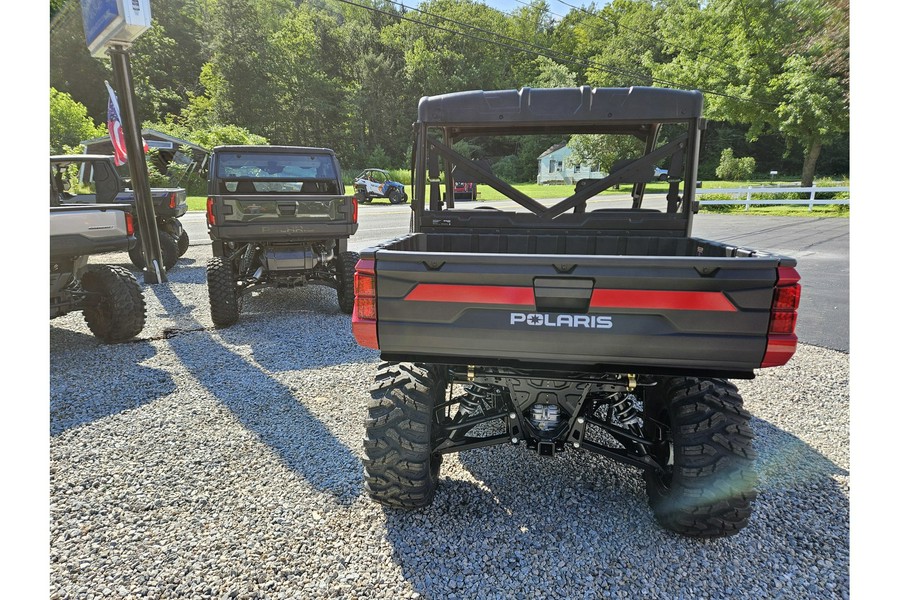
[427,136,549,215]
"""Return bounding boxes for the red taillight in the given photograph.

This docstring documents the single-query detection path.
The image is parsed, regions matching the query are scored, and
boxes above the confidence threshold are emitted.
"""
[769,310,798,334]
[762,267,801,367]
[769,268,802,324]
[352,197,358,224]
[771,284,801,311]
[354,272,376,321]
[124,212,135,236]
[352,259,378,348]
[169,192,177,209]
[206,197,216,226]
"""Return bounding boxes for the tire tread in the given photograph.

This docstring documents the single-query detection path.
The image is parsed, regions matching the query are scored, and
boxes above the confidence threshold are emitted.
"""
[363,363,443,509]
[646,377,757,538]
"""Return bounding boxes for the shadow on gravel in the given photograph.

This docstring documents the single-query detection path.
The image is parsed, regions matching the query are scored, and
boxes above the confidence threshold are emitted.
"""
[50,331,176,436]
[149,284,364,504]
[382,419,848,599]
[219,287,378,373]
[174,256,197,267]
[125,263,207,283]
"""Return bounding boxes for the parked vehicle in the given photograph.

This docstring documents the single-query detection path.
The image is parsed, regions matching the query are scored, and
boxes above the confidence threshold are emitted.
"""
[50,154,188,271]
[452,180,477,201]
[352,86,801,538]
[205,145,360,327]
[50,189,146,343]
[353,168,408,204]
[450,164,480,201]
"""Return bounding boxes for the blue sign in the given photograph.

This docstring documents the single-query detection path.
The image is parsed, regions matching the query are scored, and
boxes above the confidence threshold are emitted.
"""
[80,0,152,58]
[81,0,119,46]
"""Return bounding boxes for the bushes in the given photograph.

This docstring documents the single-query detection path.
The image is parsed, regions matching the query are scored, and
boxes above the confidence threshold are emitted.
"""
[715,148,756,180]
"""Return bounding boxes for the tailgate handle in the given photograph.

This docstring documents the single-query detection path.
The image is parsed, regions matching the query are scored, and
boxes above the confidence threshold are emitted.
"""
[533,278,594,313]
[277,202,297,216]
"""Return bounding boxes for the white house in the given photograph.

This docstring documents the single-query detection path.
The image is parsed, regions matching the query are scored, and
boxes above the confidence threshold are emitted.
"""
[536,143,606,185]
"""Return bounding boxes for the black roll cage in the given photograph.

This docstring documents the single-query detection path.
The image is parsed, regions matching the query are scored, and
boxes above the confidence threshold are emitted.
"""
[409,86,705,237]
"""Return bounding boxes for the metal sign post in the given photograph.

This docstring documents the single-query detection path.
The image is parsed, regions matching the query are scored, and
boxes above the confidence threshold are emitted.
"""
[79,0,164,283]
[108,45,167,283]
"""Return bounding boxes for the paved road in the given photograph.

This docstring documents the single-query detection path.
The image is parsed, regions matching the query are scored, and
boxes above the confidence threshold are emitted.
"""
[182,198,849,352]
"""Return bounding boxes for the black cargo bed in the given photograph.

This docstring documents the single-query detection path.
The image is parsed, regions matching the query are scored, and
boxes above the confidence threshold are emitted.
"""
[365,232,794,376]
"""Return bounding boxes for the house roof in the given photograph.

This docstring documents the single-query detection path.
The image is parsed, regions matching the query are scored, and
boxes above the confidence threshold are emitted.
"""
[537,143,567,159]
[80,128,209,163]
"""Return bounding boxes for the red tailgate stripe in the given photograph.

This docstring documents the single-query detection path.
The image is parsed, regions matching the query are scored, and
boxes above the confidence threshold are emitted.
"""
[590,289,737,312]
[405,284,534,305]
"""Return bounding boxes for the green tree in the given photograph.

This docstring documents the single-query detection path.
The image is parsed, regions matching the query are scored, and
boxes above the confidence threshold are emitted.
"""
[50,88,105,154]
[128,0,209,123]
[50,0,211,124]
[568,134,643,174]
[504,1,557,86]
[653,0,848,186]
[50,0,66,19]
[50,1,112,121]
[553,0,664,88]
[205,0,279,139]
[382,0,515,96]
[266,5,352,151]
[769,54,846,186]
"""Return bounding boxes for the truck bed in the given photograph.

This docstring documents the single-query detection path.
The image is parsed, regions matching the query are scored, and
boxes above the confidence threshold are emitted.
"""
[115,188,188,218]
[50,205,133,258]
[65,189,187,218]
[356,232,798,377]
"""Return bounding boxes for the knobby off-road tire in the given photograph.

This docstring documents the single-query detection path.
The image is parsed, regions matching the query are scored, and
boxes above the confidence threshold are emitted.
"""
[207,257,240,328]
[129,230,179,272]
[81,264,146,343]
[336,251,360,314]
[363,363,445,509]
[644,377,758,538]
[389,188,405,204]
[177,229,189,256]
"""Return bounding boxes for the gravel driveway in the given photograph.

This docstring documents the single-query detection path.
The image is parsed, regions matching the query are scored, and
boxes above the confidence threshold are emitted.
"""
[50,245,849,599]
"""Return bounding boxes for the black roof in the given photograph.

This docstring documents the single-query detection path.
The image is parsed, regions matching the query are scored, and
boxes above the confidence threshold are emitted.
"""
[417,86,704,133]
[212,145,336,155]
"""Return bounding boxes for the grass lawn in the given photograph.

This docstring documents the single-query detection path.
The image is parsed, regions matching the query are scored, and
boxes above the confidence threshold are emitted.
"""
[187,197,207,211]
[700,204,849,217]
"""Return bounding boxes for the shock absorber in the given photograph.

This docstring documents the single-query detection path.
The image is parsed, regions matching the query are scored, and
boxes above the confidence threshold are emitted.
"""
[459,382,498,417]
[610,394,641,428]
[239,244,257,278]
[609,392,647,455]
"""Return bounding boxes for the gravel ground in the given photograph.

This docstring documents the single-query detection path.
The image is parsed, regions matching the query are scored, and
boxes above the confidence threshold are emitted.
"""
[50,244,849,600]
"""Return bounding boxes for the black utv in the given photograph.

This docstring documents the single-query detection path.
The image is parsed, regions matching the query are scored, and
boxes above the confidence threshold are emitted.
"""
[204,145,360,327]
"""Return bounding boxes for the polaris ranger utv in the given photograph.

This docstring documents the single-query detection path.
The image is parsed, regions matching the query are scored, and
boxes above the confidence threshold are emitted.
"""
[351,87,801,538]
[50,154,188,271]
[205,146,360,327]
[50,186,146,343]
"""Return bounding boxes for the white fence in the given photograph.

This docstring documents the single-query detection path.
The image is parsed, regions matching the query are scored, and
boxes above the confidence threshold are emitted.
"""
[695,185,849,211]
